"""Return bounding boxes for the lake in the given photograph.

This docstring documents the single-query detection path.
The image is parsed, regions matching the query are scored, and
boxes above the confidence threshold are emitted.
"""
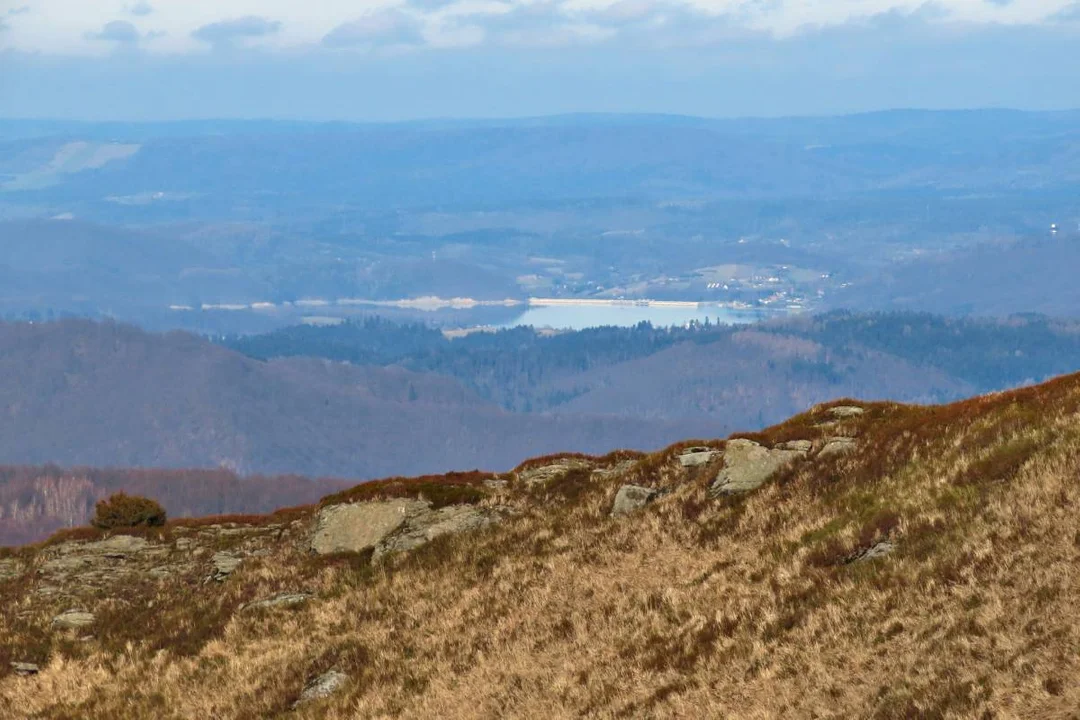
[500,303,776,330]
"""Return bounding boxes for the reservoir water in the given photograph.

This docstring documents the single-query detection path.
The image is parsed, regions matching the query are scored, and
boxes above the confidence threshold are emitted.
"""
[501,303,776,330]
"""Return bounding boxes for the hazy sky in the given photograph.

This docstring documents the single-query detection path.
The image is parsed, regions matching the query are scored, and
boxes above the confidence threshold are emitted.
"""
[2,0,1079,120]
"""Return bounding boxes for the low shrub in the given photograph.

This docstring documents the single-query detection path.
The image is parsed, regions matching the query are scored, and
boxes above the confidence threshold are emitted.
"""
[91,492,167,530]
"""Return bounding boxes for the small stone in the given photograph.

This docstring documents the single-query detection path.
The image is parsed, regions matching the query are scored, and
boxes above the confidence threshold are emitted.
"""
[294,670,348,707]
[678,447,719,468]
[829,405,865,418]
[10,662,40,676]
[819,437,858,458]
[850,541,895,563]
[52,610,95,630]
[211,552,242,581]
[244,592,311,611]
[611,485,660,517]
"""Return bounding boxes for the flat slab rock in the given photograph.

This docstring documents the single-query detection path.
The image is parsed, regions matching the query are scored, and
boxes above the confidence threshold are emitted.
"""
[52,610,95,630]
[311,499,431,555]
[710,439,807,497]
[678,447,719,468]
[11,662,40,676]
[243,592,311,612]
[611,485,661,516]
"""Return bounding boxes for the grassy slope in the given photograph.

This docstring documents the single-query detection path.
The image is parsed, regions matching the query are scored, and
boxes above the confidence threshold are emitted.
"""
[3,374,1080,718]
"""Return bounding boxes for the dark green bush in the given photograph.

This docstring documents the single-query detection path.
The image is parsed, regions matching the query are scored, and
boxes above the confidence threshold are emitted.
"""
[91,493,167,530]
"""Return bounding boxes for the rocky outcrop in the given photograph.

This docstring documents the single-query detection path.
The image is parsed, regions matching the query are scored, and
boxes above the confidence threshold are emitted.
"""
[373,505,502,560]
[295,670,348,707]
[710,439,808,497]
[678,447,719,468]
[611,485,661,516]
[829,406,865,418]
[819,437,858,458]
[310,500,430,555]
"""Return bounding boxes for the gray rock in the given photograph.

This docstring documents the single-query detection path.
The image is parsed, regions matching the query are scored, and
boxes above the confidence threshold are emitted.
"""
[10,662,40,676]
[94,535,149,557]
[52,610,95,630]
[294,670,348,707]
[777,440,813,452]
[678,447,719,468]
[374,505,502,559]
[311,499,431,555]
[611,485,660,516]
[819,437,858,458]
[517,458,593,486]
[829,405,865,418]
[244,592,311,612]
[174,538,193,551]
[211,552,242,581]
[850,541,895,563]
[709,439,807,497]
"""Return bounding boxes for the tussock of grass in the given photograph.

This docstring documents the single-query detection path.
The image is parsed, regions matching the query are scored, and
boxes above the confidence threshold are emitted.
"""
[5,375,1080,717]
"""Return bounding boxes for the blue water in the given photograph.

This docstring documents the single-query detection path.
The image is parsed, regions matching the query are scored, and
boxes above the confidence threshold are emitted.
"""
[501,304,772,330]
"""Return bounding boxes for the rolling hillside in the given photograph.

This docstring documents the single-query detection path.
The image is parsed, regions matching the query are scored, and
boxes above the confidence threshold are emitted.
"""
[3,370,1080,716]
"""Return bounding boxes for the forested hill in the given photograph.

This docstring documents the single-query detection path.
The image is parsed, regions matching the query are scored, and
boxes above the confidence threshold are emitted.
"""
[224,312,1080,414]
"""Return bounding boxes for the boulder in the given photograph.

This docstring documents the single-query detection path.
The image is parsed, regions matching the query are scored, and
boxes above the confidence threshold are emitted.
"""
[777,440,813,453]
[819,437,858,458]
[678,447,719,468]
[829,406,865,418]
[94,535,149,557]
[294,670,348,707]
[10,662,40,676]
[611,485,660,516]
[211,552,242,581]
[52,610,95,630]
[710,439,807,497]
[374,505,501,559]
[517,458,594,486]
[311,499,430,555]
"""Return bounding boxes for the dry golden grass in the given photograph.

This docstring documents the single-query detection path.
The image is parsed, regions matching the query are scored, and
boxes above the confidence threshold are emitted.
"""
[4,376,1080,718]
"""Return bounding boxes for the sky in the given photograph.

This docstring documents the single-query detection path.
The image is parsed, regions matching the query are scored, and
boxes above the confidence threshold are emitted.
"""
[1,0,1079,120]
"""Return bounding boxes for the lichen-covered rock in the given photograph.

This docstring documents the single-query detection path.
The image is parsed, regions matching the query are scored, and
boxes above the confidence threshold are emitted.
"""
[52,610,95,630]
[777,439,813,453]
[710,439,807,497]
[211,552,242,581]
[244,592,311,612]
[517,458,594,485]
[678,447,719,468]
[611,485,660,516]
[819,437,858,458]
[311,500,430,555]
[374,505,502,559]
[294,670,348,707]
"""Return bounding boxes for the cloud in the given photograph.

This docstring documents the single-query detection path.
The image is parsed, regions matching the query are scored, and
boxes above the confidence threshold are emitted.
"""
[322,10,425,48]
[1049,2,1080,21]
[7,6,30,15]
[88,20,141,46]
[127,1,154,16]
[192,16,282,48]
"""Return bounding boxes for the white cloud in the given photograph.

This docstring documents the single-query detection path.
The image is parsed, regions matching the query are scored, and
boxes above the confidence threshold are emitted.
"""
[0,0,1076,55]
